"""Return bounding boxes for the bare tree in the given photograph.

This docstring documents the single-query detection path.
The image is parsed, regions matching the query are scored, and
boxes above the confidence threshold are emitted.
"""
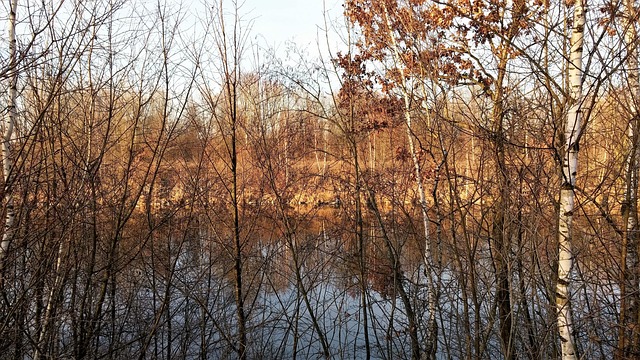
[0,0,17,285]
[618,0,640,356]
[556,1,585,359]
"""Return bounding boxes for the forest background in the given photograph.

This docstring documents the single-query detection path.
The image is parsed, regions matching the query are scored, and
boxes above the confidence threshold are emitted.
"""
[0,0,637,359]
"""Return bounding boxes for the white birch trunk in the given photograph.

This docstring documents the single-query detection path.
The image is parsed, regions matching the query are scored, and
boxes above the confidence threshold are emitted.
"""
[381,4,439,356]
[624,0,639,234]
[557,1,585,358]
[0,0,18,279]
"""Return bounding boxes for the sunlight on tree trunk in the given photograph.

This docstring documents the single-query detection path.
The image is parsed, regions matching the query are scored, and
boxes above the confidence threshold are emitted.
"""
[0,0,18,285]
[557,1,585,359]
[380,4,438,358]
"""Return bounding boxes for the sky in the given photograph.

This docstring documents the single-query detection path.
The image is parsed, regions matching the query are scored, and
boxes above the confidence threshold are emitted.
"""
[235,0,345,58]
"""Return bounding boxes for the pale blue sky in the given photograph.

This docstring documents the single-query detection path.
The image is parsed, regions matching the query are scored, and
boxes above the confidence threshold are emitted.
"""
[239,0,344,56]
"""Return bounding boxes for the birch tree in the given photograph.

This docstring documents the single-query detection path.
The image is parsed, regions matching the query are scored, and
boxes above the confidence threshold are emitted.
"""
[557,0,585,358]
[342,3,440,356]
[0,0,17,285]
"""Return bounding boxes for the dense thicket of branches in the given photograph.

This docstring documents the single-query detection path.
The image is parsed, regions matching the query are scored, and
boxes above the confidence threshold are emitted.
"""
[1,0,639,359]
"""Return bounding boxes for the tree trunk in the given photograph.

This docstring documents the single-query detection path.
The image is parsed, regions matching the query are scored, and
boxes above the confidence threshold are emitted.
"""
[619,0,640,356]
[353,140,371,360]
[0,0,18,284]
[230,77,248,360]
[556,1,585,359]
[380,5,439,357]
[491,52,515,360]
